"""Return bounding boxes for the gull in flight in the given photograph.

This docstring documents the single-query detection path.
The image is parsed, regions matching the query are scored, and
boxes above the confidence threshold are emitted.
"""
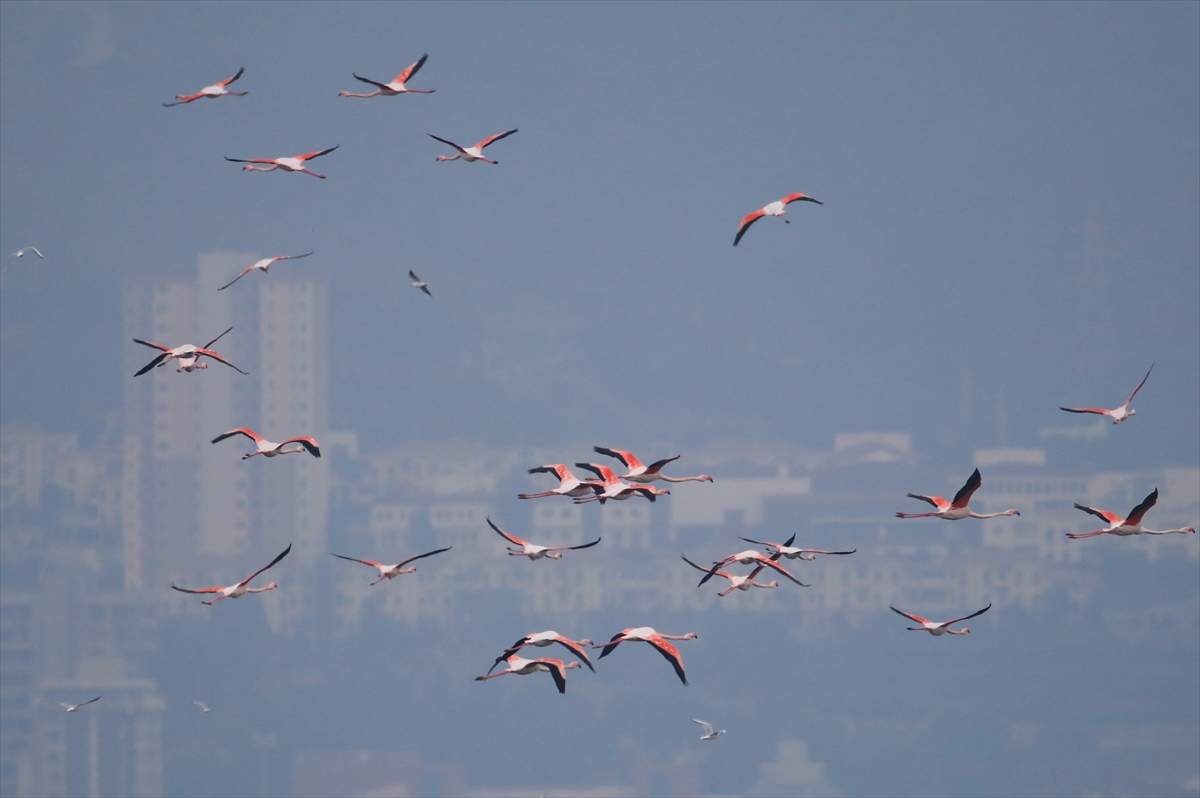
[734,192,823,246]
[225,146,339,178]
[132,327,247,376]
[487,517,600,560]
[4,246,42,276]
[1060,363,1154,425]
[340,54,435,97]
[172,545,291,605]
[889,603,991,635]
[692,719,725,741]
[429,129,518,164]
[218,253,312,291]
[331,547,452,585]
[192,701,212,713]
[408,270,432,296]
[164,68,247,106]
[59,696,102,713]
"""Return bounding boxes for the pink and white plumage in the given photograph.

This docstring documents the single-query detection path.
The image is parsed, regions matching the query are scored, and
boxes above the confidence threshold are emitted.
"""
[1060,363,1154,424]
[890,603,991,635]
[475,655,581,694]
[592,447,713,485]
[487,631,595,674]
[733,192,823,246]
[487,517,600,559]
[738,534,856,561]
[896,468,1020,520]
[164,68,247,106]
[340,54,435,97]
[593,627,697,686]
[571,463,671,505]
[225,146,338,178]
[698,549,808,588]
[132,327,247,375]
[681,554,780,597]
[428,129,517,164]
[211,428,320,459]
[172,545,291,605]
[331,546,451,585]
[1067,489,1194,538]
[217,253,312,291]
[518,464,602,500]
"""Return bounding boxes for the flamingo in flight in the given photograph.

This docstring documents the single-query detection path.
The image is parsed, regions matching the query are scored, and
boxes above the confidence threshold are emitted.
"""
[163,68,247,106]
[340,54,435,97]
[692,719,725,741]
[680,554,780,597]
[733,192,823,246]
[571,463,670,504]
[518,464,601,500]
[225,146,338,178]
[896,468,1020,520]
[1060,363,1154,425]
[172,544,291,605]
[428,129,517,163]
[476,655,581,694]
[739,533,856,561]
[1068,489,1195,538]
[132,327,247,376]
[889,603,991,635]
[4,246,42,276]
[699,549,808,587]
[331,546,452,585]
[487,631,595,674]
[487,517,599,559]
[217,252,312,291]
[408,270,432,296]
[211,428,321,459]
[593,447,713,484]
[594,627,697,686]
[59,696,101,712]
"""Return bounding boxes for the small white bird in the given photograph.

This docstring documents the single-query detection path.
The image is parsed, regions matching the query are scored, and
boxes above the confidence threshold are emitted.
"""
[59,696,102,713]
[4,246,43,276]
[192,701,212,713]
[408,270,432,296]
[692,719,725,740]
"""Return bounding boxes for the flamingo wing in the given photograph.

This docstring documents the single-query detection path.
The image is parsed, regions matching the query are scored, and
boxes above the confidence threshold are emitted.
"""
[738,536,782,549]
[194,348,248,375]
[756,556,808,586]
[394,53,428,84]
[241,544,292,586]
[201,327,234,350]
[801,548,857,556]
[1124,489,1158,526]
[551,537,600,552]
[280,436,321,457]
[299,146,338,161]
[781,533,797,548]
[487,517,527,547]
[1073,503,1122,524]
[218,67,245,87]
[698,558,733,587]
[352,73,391,90]
[549,636,595,671]
[951,469,983,509]
[163,92,204,107]
[171,584,223,594]
[211,428,262,445]
[944,603,992,626]
[217,266,257,291]
[644,455,682,474]
[630,487,658,502]
[396,546,452,569]
[681,554,727,583]
[573,462,607,479]
[537,658,569,693]
[224,157,276,164]
[781,192,824,206]
[331,554,384,568]
[134,352,172,377]
[889,605,931,625]
[1059,406,1111,416]
[528,465,569,479]
[596,631,629,659]
[427,134,468,154]
[275,252,313,262]
[646,637,688,685]
[593,447,637,469]
[733,210,766,246]
[1126,363,1154,405]
[132,338,172,353]
[477,128,518,149]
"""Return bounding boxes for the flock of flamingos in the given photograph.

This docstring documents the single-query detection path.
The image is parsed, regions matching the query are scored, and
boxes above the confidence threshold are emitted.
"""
[20,57,1192,737]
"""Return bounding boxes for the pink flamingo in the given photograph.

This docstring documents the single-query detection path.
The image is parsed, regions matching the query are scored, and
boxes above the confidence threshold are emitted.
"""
[211,428,320,459]
[896,469,1020,520]
[487,517,599,560]
[571,463,670,504]
[1060,363,1154,425]
[164,68,247,106]
[428,129,517,164]
[225,146,338,178]
[1068,489,1195,538]
[592,447,713,484]
[487,632,595,674]
[700,549,808,587]
[340,54,435,97]
[172,545,291,605]
[217,252,312,291]
[593,627,697,685]
[739,534,856,560]
[132,327,247,376]
[734,192,823,246]
[331,546,451,585]
[890,603,991,635]
[518,464,602,500]
[680,554,779,596]
[475,655,581,694]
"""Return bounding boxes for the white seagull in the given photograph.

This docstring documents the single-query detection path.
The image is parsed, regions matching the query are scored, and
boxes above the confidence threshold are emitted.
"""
[4,246,43,276]
[59,696,102,713]
[408,270,432,296]
[192,701,212,713]
[692,719,725,740]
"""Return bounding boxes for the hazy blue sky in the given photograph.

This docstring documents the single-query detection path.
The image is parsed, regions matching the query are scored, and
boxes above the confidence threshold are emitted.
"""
[1,3,1198,797]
